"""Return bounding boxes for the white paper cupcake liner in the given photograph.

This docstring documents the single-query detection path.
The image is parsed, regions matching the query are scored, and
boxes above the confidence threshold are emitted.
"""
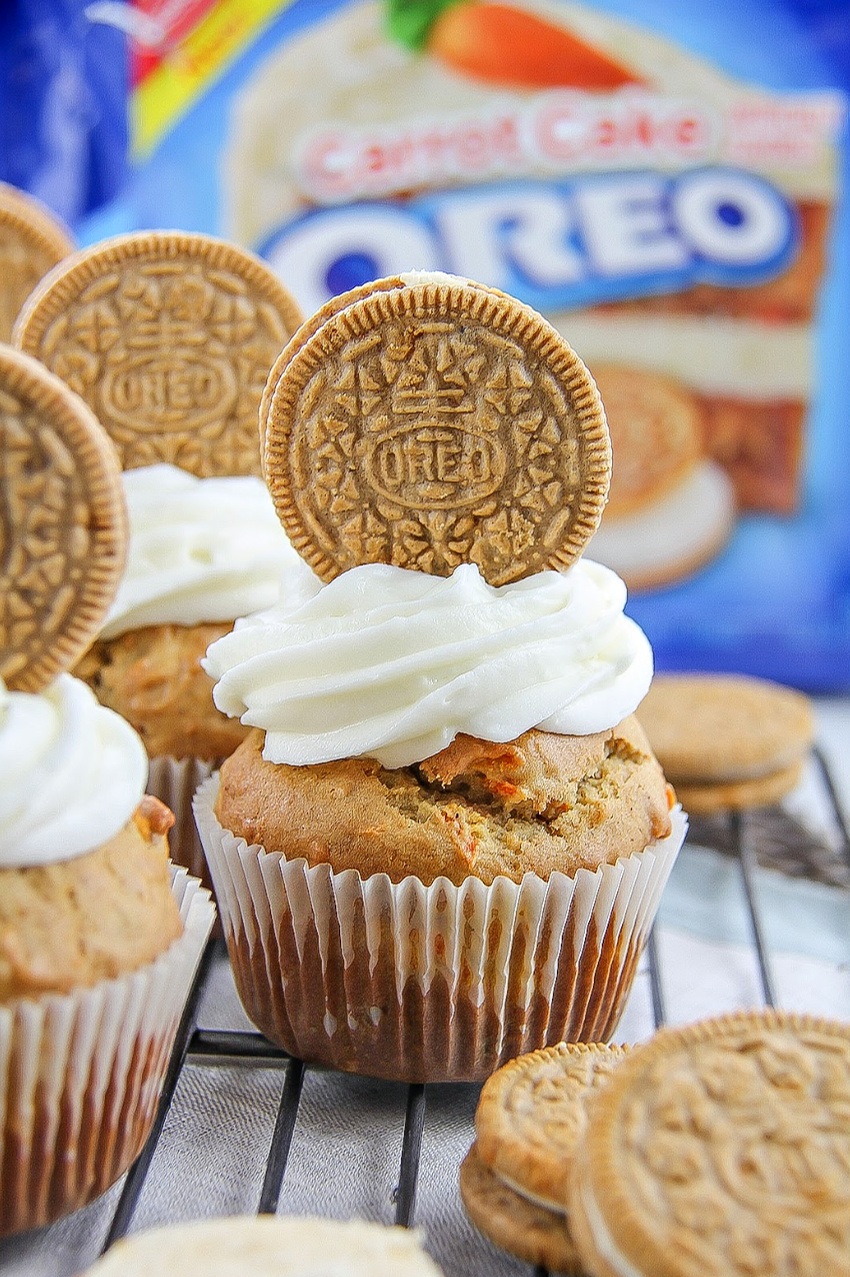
[0,866,215,1237]
[195,775,686,1082]
[148,756,218,887]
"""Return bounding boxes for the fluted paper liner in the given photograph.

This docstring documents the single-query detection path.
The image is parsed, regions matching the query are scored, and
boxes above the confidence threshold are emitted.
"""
[0,866,214,1237]
[148,756,218,888]
[195,776,685,1083]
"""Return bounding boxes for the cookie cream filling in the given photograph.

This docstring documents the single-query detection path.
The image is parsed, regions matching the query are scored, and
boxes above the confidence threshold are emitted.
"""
[399,269,475,287]
[0,674,148,866]
[100,464,314,639]
[204,557,653,768]
[492,1167,568,1217]
[578,1181,641,1277]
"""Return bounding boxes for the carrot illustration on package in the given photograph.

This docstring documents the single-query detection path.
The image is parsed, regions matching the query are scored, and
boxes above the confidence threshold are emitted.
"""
[387,0,645,89]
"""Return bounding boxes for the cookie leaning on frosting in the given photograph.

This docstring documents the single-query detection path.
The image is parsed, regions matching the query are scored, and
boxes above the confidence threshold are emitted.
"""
[195,273,686,1082]
[0,346,214,1236]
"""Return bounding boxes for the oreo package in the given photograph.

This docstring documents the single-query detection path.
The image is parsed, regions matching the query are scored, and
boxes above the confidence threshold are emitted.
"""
[3,0,849,689]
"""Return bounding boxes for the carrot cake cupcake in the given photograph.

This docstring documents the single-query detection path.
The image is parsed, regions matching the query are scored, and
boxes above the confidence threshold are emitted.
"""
[0,342,214,1235]
[194,273,685,1082]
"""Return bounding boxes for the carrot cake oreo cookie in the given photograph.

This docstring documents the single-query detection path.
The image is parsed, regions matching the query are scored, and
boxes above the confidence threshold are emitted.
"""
[261,272,611,583]
[0,347,126,693]
[638,672,815,813]
[474,1041,628,1213]
[568,1011,850,1277]
[460,1042,627,1272]
[14,229,303,477]
[0,181,74,343]
[14,231,309,881]
[196,273,686,1083]
[460,1145,582,1274]
[0,347,214,1236]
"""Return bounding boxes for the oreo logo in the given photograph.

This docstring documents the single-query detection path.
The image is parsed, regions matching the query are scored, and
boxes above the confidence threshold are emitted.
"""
[101,353,238,431]
[366,424,505,508]
[263,168,796,316]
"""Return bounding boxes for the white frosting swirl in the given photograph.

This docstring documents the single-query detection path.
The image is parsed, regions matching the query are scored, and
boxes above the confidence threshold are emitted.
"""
[101,464,313,639]
[204,559,653,768]
[0,674,148,867]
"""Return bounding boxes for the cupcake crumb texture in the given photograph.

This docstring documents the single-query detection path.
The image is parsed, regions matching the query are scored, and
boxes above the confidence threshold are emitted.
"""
[76,623,249,761]
[215,714,671,886]
[0,815,183,1002]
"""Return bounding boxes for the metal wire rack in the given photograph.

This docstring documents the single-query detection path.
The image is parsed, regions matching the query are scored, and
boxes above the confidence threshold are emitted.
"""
[3,746,849,1277]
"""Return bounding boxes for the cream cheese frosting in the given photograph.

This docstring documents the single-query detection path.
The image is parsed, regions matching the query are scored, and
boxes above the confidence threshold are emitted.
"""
[204,558,653,768]
[0,674,148,867]
[100,464,313,639]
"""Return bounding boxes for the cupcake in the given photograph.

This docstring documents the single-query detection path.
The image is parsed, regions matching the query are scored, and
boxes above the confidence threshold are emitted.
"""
[0,346,214,1235]
[194,275,686,1082]
[74,463,317,880]
[12,230,307,880]
[0,676,214,1236]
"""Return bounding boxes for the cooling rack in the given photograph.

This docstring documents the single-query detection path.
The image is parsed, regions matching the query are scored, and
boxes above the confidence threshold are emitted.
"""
[1,746,848,1277]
